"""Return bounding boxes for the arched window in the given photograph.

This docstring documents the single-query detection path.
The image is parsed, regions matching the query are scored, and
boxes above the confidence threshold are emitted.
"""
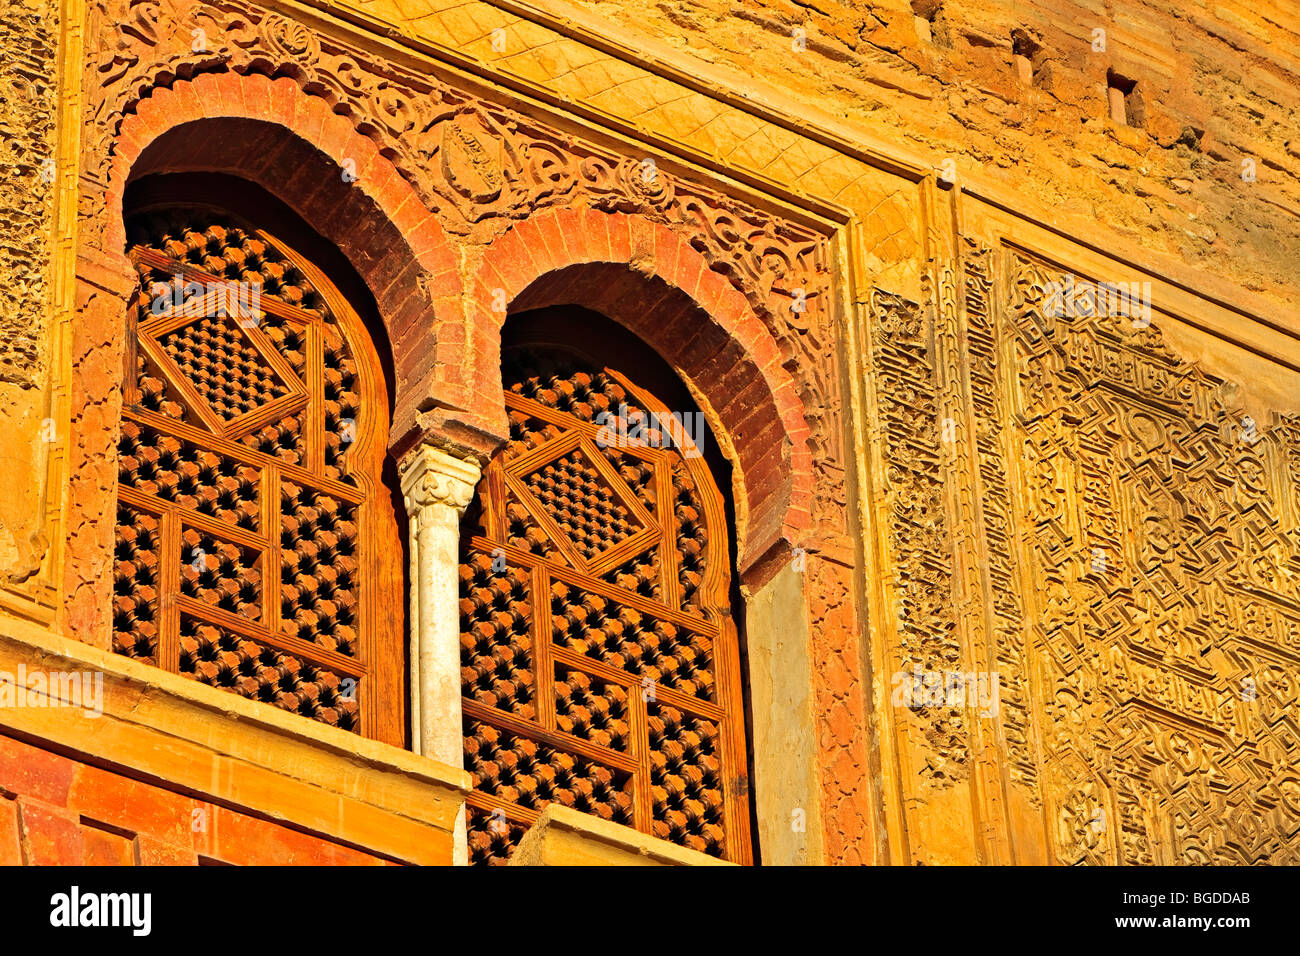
[112,182,404,746]
[461,313,754,863]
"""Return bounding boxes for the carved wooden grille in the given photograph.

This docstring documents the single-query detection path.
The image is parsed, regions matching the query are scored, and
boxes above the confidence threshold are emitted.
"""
[461,350,753,864]
[113,207,403,745]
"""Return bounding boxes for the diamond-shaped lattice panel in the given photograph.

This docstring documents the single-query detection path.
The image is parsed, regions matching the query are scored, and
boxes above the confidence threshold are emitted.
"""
[158,314,291,421]
[521,448,643,562]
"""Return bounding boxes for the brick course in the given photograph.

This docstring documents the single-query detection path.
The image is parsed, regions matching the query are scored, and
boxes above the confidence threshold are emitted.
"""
[0,734,389,866]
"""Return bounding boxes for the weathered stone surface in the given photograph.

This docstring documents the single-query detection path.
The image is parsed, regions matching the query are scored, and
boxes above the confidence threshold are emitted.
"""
[568,0,1300,310]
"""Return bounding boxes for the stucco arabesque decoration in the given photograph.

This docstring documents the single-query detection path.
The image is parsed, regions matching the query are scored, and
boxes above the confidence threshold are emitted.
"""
[0,2,58,583]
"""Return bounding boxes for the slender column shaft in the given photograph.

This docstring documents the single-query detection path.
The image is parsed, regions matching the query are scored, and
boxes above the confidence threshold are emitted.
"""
[399,444,481,865]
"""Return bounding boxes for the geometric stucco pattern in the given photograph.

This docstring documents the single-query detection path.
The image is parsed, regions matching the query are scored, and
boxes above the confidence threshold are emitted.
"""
[868,243,1300,864]
[996,253,1300,864]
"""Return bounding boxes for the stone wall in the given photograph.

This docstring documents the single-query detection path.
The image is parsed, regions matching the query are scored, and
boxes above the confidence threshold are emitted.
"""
[570,0,1300,309]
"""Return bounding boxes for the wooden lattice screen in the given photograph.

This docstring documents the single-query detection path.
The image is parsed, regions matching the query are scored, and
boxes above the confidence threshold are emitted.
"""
[112,206,403,746]
[461,349,753,864]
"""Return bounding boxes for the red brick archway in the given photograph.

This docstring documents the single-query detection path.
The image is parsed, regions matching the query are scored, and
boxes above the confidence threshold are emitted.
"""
[65,72,460,640]
[107,72,462,444]
[468,207,812,572]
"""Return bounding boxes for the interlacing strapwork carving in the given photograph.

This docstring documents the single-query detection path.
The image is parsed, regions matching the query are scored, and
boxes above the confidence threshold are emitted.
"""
[994,253,1300,863]
[113,206,397,738]
[869,290,966,785]
[460,350,752,864]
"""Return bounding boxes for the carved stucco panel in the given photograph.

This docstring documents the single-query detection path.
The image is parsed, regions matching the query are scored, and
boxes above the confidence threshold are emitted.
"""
[997,252,1300,864]
[0,0,59,583]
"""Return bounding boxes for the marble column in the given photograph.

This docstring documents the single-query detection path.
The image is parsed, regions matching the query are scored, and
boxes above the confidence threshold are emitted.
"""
[399,444,482,865]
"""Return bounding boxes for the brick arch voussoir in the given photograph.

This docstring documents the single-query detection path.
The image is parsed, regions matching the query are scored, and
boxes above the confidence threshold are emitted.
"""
[471,206,812,570]
[106,71,462,450]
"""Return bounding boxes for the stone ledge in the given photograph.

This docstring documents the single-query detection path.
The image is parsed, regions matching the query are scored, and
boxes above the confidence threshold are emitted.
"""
[0,618,471,864]
[509,804,736,866]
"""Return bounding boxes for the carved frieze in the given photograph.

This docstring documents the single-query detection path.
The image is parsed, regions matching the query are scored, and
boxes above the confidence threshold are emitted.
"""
[0,0,56,388]
[869,288,967,785]
[960,243,1039,797]
[998,252,1300,864]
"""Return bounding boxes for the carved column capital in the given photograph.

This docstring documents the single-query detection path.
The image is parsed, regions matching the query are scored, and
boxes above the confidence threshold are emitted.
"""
[399,444,481,516]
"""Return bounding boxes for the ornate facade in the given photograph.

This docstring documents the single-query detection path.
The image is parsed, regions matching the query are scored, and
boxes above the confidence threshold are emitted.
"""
[0,0,1296,865]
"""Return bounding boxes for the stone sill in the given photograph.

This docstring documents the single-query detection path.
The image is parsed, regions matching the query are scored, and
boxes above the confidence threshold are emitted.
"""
[0,618,470,865]
[511,804,736,866]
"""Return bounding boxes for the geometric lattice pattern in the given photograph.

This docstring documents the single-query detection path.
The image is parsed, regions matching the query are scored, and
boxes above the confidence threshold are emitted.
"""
[500,354,714,603]
[555,664,631,751]
[322,326,361,482]
[603,546,662,601]
[648,701,725,856]
[118,421,260,532]
[159,314,290,421]
[459,349,751,864]
[1003,255,1300,865]
[549,580,715,701]
[114,207,380,736]
[671,462,709,609]
[460,551,535,718]
[463,717,635,821]
[279,481,359,657]
[129,214,327,317]
[179,527,262,621]
[178,616,358,731]
[466,805,530,867]
[113,502,161,666]
[522,448,642,561]
[240,315,307,466]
